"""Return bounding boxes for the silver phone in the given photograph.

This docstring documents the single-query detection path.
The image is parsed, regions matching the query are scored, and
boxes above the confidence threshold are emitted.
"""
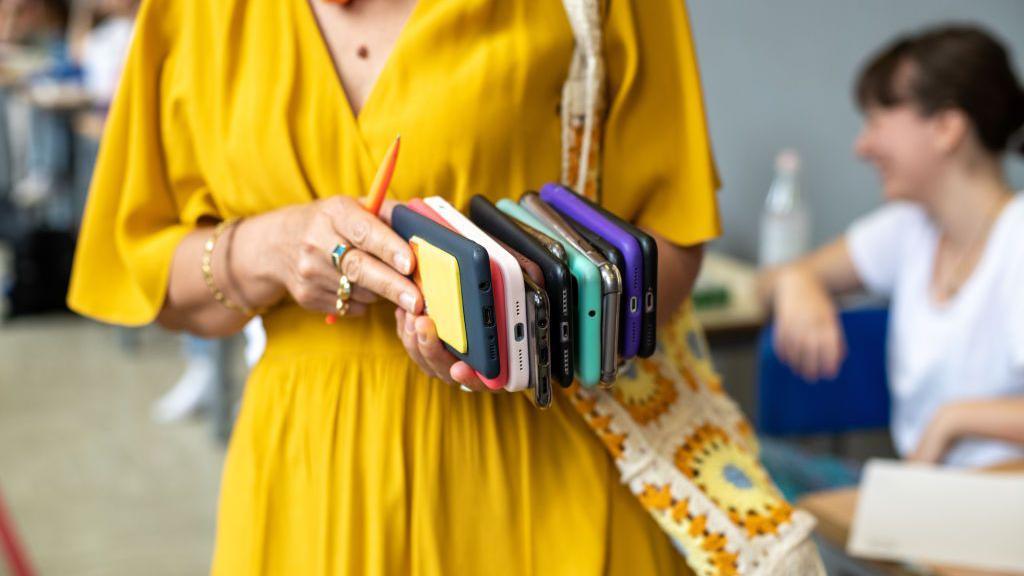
[521,193,622,384]
[513,219,569,264]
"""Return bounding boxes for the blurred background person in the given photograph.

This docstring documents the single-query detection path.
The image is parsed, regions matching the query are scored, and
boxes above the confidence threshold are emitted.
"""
[759,25,1024,467]
[0,0,67,45]
[68,0,136,106]
[2,0,69,210]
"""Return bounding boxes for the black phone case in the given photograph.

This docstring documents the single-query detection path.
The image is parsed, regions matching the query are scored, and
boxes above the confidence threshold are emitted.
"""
[468,195,575,387]
[523,276,553,408]
[391,205,501,379]
[565,195,658,358]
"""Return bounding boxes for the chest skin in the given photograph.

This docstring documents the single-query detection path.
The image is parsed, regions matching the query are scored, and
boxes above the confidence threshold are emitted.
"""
[306,0,418,116]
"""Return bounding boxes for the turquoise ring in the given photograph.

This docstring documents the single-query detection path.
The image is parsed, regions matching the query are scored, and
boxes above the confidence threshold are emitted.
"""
[330,243,349,271]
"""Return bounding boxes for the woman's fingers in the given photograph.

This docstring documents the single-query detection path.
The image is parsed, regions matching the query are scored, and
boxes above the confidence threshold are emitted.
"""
[375,198,400,226]
[340,249,422,314]
[774,306,849,381]
[291,278,369,316]
[819,325,846,379]
[293,244,377,306]
[773,323,797,370]
[327,197,415,276]
[395,311,488,393]
[800,337,823,381]
[413,316,459,385]
[450,362,486,392]
[396,309,430,376]
[396,311,457,385]
[350,286,378,305]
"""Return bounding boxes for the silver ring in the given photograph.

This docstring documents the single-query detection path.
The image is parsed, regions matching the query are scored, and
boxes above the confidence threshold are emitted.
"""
[459,385,473,393]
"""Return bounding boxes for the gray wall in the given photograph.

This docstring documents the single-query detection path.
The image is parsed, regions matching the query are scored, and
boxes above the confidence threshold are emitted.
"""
[687,0,1024,260]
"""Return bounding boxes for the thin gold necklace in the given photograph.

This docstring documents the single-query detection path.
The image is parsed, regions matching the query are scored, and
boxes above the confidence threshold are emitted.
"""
[932,195,1010,302]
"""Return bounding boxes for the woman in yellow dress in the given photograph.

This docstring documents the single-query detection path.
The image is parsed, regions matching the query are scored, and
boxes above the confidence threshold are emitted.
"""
[68,0,723,573]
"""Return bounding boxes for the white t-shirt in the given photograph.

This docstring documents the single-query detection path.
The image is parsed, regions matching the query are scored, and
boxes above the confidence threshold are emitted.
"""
[847,195,1024,468]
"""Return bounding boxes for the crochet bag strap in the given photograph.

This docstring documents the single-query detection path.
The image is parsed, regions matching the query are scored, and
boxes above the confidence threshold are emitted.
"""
[557,1,817,573]
[559,0,605,203]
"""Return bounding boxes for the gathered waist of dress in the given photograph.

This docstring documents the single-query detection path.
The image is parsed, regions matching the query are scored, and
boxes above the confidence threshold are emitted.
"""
[260,302,406,359]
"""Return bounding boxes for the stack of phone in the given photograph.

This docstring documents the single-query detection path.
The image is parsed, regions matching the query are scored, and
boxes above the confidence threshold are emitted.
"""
[390,183,658,408]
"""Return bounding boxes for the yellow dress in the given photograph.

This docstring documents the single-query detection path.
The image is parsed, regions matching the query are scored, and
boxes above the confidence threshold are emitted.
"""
[68,0,721,573]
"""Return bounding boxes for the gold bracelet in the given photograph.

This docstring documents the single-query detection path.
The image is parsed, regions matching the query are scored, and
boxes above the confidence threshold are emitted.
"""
[201,219,266,317]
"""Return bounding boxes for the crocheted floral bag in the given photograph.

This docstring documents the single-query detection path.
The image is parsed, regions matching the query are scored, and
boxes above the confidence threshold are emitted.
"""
[558,1,816,573]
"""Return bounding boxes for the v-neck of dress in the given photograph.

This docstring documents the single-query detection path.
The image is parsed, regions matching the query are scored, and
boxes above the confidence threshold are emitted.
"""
[299,0,424,148]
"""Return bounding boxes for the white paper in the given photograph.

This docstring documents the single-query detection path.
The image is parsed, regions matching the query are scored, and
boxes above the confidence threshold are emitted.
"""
[848,459,1024,573]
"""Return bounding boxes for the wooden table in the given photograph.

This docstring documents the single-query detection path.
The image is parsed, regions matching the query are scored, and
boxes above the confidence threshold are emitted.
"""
[799,461,1024,576]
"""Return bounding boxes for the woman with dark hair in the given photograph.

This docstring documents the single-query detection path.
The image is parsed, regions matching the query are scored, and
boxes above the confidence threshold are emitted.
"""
[759,25,1024,467]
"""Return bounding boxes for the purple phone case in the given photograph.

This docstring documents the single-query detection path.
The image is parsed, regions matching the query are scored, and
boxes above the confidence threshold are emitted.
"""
[539,183,643,359]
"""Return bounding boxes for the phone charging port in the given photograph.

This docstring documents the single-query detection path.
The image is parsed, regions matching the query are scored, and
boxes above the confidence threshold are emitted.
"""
[483,306,495,327]
[629,296,638,313]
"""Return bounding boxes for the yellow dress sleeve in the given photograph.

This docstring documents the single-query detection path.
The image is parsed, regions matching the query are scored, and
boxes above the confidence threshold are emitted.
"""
[601,0,722,247]
[67,0,218,326]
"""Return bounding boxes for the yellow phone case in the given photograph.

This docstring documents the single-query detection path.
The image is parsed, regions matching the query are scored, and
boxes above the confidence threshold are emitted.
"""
[410,237,468,354]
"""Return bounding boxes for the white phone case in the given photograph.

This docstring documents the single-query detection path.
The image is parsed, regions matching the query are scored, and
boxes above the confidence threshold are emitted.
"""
[425,197,531,392]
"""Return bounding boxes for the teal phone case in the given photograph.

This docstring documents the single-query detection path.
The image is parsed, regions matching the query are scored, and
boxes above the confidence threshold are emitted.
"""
[497,199,602,387]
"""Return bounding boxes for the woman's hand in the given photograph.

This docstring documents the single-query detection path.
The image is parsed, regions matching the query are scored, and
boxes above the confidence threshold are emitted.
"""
[260,197,422,317]
[158,197,423,337]
[395,309,487,391]
[909,404,960,463]
[772,266,847,381]
[909,398,1024,464]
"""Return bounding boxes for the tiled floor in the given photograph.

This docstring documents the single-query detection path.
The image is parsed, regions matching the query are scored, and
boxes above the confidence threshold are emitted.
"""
[0,315,223,576]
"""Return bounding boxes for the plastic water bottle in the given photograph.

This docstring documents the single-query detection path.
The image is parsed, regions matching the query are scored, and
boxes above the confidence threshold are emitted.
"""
[758,150,810,267]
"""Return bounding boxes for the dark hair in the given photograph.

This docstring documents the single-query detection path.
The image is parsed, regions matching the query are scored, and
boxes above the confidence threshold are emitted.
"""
[855,25,1024,156]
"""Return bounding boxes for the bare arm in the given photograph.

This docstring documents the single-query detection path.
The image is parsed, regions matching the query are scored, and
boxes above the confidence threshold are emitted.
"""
[911,398,1024,463]
[757,236,864,306]
[755,236,867,380]
[156,211,288,338]
[649,231,704,325]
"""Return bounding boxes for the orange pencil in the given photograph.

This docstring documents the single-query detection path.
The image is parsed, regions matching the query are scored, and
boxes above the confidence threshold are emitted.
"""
[327,134,401,325]
[364,134,400,215]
